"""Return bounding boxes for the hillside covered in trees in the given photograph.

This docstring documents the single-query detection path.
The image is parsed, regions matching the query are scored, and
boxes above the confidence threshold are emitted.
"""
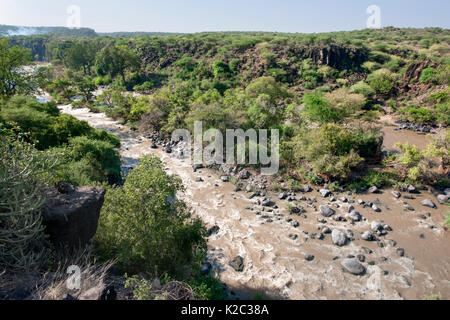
[1,26,449,301]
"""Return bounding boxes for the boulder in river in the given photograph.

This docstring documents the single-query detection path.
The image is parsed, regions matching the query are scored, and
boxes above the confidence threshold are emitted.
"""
[391,191,401,199]
[371,221,383,232]
[279,193,288,200]
[437,194,449,204]
[319,205,335,217]
[305,254,315,262]
[347,211,362,222]
[320,189,332,197]
[229,256,245,272]
[421,199,437,209]
[341,258,366,275]
[332,229,348,246]
[362,231,375,241]
[368,186,379,194]
[322,226,332,234]
[238,169,251,180]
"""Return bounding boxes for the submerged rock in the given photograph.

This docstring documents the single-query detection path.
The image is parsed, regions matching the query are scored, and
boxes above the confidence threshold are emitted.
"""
[305,254,315,262]
[229,256,245,272]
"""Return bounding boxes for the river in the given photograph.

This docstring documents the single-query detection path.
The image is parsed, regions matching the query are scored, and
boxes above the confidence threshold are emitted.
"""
[57,104,450,300]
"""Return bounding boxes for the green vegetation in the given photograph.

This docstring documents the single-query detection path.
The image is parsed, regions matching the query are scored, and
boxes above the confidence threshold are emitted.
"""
[283,124,382,182]
[0,38,33,98]
[93,156,226,299]
[444,214,450,228]
[13,26,443,188]
[1,26,450,300]
[0,136,52,272]
[95,156,205,276]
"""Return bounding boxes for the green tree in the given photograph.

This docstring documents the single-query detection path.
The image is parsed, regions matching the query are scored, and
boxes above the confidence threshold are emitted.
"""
[302,92,343,123]
[95,45,140,83]
[63,42,97,75]
[0,38,33,99]
[74,76,97,104]
[94,156,206,276]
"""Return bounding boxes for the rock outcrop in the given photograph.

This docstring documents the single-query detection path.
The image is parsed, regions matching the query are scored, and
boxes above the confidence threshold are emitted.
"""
[42,183,106,247]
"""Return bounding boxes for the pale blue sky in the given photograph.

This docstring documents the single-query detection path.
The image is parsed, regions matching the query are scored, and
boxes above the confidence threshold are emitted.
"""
[0,0,449,33]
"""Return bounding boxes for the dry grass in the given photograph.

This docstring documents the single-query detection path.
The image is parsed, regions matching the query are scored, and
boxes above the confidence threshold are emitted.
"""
[33,249,115,300]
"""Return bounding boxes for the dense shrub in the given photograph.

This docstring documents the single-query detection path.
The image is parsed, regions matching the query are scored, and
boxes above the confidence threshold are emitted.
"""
[94,156,206,277]
[66,136,121,184]
[324,88,366,117]
[367,69,396,96]
[302,92,343,123]
[419,67,436,83]
[350,81,376,98]
[283,124,382,182]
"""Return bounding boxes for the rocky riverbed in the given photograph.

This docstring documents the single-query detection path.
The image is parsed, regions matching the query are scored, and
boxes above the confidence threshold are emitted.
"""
[59,104,450,300]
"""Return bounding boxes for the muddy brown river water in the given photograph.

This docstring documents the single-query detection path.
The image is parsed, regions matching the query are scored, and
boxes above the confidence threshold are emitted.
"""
[59,105,450,300]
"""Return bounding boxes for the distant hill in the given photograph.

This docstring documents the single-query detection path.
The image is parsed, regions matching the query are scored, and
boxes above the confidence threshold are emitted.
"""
[0,25,97,37]
[97,31,182,37]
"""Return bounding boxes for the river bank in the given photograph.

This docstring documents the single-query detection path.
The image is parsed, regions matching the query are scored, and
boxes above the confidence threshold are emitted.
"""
[58,104,450,300]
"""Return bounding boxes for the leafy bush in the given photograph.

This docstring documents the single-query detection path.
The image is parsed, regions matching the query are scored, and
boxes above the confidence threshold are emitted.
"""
[419,67,437,83]
[66,136,121,184]
[212,61,232,79]
[302,92,343,123]
[367,69,396,96]
[245,76,288,104]
[362,61,381,73]
[1,96,119,150]
[390,143,428,182]
[434,103,450,126]
[400,105,435,124]
[350,81,376,98]
[283,124,382,182]
[348,169,396,190]
[129,96,151,122]
[134,81,155,93]
[94,156,206,277]
[325,88,366,117]
[94,75,112,86]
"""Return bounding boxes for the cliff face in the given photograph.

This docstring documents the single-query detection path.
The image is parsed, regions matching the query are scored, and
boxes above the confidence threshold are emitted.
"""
[304,45,369,70]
